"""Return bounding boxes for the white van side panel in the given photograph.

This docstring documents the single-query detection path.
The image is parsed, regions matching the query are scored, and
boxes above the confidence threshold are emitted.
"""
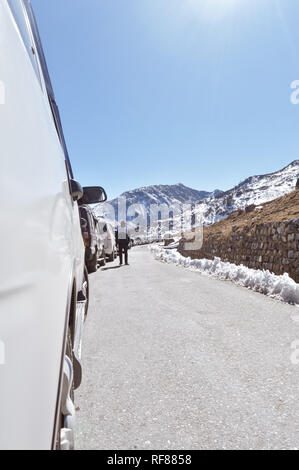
[0,2,84,449]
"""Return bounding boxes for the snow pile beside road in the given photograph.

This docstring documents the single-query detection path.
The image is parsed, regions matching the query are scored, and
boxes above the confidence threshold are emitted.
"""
[151,245,299,305]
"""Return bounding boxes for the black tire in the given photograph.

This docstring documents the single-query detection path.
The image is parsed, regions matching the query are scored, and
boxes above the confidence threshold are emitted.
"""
[87,251,97,273]
[99,250,106,266]
[108,250,115,262]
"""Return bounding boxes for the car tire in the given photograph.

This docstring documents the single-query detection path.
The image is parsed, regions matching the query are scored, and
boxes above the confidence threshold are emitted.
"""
[87,251,98,273]
[100,250,106,266]
[108,250,115,262]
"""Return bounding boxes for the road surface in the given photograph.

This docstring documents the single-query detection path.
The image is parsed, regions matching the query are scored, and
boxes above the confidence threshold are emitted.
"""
[76,246,299,450]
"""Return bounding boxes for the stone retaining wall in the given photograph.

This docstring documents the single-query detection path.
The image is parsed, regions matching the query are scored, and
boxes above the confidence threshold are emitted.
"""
[178,218,299,283]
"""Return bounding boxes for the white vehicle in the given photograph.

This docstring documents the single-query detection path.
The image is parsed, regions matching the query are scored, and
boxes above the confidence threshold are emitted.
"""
[98,219,117,262]
[0,0,106,450]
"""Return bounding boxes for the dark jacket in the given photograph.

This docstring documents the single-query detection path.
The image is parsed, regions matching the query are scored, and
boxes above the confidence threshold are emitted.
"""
[115,230,130,247]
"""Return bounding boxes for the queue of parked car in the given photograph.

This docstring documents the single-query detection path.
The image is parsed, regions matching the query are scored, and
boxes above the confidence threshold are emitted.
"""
[79,202,117,274]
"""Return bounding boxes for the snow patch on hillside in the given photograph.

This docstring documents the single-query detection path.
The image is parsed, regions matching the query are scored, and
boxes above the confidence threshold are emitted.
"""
[194,160,299,225]
[151,245,299,305]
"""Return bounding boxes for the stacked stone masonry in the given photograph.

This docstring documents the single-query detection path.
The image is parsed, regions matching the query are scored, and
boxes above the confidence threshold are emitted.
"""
[178,218,299,283]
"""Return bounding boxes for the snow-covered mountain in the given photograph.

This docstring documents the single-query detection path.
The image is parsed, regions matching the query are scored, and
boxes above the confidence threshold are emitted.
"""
[95,183,222,222]
[110,183,220,209]
[196,160,298,225]
[95,160,298,235]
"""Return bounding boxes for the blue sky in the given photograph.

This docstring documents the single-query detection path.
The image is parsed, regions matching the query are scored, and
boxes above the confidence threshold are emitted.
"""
[31,0,299,199]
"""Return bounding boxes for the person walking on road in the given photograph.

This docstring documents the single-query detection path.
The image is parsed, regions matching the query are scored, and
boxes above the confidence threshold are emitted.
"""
[116,220,131,266]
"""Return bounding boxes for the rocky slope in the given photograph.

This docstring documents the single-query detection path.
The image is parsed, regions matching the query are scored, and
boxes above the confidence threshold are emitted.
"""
[196,160,299,225]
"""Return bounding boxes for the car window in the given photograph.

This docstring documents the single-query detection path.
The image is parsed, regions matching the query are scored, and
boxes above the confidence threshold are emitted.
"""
[7,0,41,86]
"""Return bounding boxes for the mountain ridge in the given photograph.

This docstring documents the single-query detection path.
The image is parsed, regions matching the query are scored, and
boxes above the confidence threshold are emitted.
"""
[110,183,222,207]
[95,160,299,230]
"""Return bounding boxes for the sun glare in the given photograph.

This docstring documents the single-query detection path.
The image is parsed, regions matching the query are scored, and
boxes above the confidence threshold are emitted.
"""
[188,0,238,6]
[187,0,240,21]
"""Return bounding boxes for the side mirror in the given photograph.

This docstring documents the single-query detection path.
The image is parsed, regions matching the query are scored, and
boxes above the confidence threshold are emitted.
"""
[70,179,83,202]
[78,186,107,205]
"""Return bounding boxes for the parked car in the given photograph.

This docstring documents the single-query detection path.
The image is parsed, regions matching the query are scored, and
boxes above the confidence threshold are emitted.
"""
[79,203,106,272]
[0,0,106,450]
[94,216,106,267]
[97,219,117,262]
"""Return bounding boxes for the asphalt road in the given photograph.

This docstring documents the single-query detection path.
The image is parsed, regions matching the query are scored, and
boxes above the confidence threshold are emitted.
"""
[76,246,299,450]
